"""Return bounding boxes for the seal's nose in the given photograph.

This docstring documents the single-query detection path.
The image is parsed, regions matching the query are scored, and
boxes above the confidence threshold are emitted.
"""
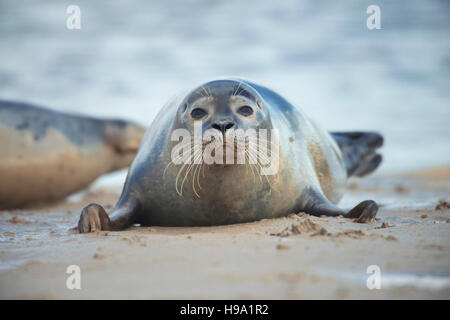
[211,121,235,134]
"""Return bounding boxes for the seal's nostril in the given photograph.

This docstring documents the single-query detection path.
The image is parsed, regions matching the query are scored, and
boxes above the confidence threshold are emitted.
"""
[212,122,235,134]
[225,123,234,130]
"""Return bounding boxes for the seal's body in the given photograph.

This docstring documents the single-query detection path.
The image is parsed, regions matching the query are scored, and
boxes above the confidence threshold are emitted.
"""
[78,78,383,232]
[0,101,145,209]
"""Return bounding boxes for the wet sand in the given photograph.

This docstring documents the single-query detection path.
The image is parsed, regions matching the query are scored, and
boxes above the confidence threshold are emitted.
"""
[0,167,449,299]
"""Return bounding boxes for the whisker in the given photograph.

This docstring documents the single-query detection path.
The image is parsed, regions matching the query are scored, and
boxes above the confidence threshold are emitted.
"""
[200,85,210,98]
[175,162,188,196]
[247,150,256,182]
[247,144,275,193]
[163,142,192,178]
[202,161,206,178]
[197,162,203,190]
[174,144,196,196]
[180,150,202,197]
[234,80,242,96]
[248,140,280,164]
[191,152,204,198]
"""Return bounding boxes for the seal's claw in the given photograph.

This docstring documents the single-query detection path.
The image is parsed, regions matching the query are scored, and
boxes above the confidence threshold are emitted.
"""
[78,203,112,233]
[345,200,378,223]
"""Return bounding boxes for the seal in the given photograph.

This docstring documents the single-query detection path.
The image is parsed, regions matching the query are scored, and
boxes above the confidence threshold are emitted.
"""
[77,78,383,232]
[0,100,145,209]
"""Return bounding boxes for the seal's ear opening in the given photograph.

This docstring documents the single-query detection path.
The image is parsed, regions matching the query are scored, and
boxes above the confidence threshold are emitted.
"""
[104,120,146,170]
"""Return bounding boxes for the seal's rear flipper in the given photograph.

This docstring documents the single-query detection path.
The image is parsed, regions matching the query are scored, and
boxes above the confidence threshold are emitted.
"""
[301,189,378,223]
[330,131,383,177]
[345,200,378,223]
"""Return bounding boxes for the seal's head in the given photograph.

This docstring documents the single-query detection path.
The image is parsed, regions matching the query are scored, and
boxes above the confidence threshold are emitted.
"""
[176,79,272,164]
[167,79,279,197]
[178,79,270,133]
[175,79,273,163]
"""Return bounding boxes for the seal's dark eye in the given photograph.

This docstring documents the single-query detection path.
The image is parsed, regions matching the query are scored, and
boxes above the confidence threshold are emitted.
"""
[191,108,208,119]
[237,105,253,116]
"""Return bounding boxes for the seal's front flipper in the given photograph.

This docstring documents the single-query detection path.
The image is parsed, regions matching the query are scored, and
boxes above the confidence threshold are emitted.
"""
[78,203,112,233]
[78,199,141,233]
[345,200,378,223]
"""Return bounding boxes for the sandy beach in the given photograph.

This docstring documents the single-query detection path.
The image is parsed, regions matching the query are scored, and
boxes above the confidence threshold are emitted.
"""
[0,167,448,299]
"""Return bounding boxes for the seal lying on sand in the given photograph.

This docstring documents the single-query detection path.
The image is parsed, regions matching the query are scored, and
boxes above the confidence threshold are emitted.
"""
[78,78,383,232]
[0,100,145,209]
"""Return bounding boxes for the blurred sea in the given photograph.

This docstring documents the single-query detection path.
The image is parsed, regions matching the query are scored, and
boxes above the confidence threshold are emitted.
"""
[0,0,449,187]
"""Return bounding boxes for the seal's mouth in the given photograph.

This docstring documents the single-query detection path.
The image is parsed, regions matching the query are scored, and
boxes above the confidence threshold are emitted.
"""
[170,135,278,198]
[202,137,249,163]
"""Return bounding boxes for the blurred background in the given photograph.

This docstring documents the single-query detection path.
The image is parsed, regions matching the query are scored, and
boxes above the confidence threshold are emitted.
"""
[0,0,449,187]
